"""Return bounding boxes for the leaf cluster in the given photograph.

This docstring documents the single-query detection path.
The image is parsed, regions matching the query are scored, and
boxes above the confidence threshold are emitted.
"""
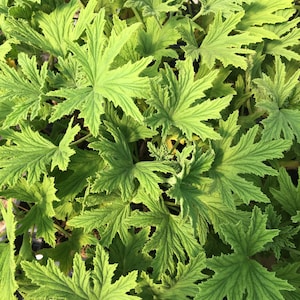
[0,0,300,299]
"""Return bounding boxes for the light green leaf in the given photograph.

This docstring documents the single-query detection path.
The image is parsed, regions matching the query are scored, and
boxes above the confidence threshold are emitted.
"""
[124,0,181,18]
[0,53,48,127]
[199,11,259,69]
[0,200,18,300]
[196,207,293,300]
[209,111,292,207]
[199,0,245,17]
[253,57,300,142]
[93,244,140,300]
[67,196,131,247]
[146,58,232,140]
[237,0,294,39]
[71,0,98,41]
[3,0,79,57]
[1,177,59,247]
[49,10,152,135]
[264,9,300,60]
[0,119,80,186]
[22,244,139,299]
[137,16,180,61]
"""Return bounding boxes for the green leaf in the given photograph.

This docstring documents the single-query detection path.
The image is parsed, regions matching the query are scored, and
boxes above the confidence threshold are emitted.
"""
[71,0,98,41]
[167,146,214,243]
[1,177,59,247]
[109,229,152,279]
[39,229,96,274]
[67,195,131,247]
[49,10,152,135]
[271,168,300,217]
[104,103,156,143]
[196,207,294,300]
[0,53,48,128]
[90,123,173,200]
[275,262,300,300]
[137,252,207,299]
[237,0,294,39]
[3,0,79,57]
[124,0,181,18]
[199,11,259,69]
[253,57,300,142]
[92,244,140,300]
[0,119,80,186]
[0,199,18,300]
[22,244,140,299]
[53,149,104,202]
[137,16,180,61]
[198,0,246,17]
[146,58,232,140]
[264,9,300,60]
[264,205,299,260]
[130,194,201,279]
[209,111,292,207]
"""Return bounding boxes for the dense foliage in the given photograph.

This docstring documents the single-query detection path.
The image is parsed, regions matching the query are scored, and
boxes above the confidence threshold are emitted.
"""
[0,0,300,299]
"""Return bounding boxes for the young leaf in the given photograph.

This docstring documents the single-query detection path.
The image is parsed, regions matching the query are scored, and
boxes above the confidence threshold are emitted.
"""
[209,111,292,208]
[1,177,59,247]
[0,200,18,300]
[199,11,259,69]
[146,58,232,140]
[167,146,215,243]
[49,10,152,136]
[21,244,140,299]
[196,207,294,300]
[0,53,48,128]
[0,119,80,186]
[253,57,300,142]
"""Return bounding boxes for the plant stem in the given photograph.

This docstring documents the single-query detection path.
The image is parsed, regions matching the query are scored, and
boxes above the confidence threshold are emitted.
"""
[279,160,300,170]
[132,7,145,26]
[191,6,204,21]
[70,133,92,146]
[54,223,71,238]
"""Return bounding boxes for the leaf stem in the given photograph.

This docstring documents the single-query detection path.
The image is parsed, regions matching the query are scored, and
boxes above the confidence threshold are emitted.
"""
[53,223,71,238]
[132,7,145,26]
[168,136,184,155]
[279,160,300,170]
[191,5,204,21]
[70,133,92,146]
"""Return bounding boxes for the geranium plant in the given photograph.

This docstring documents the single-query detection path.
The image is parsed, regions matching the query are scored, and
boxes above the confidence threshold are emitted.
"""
[0,0,300,299]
